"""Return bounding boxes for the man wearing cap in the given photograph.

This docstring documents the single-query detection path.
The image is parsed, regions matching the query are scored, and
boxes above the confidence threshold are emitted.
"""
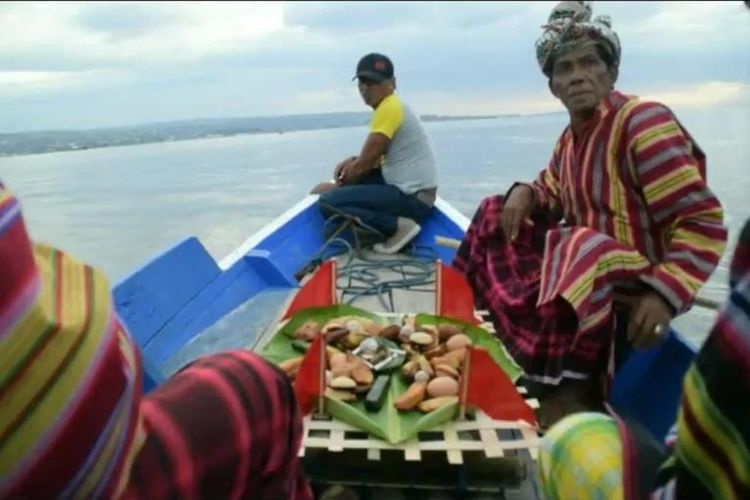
[312,53,438,254]
[454,1,727,427]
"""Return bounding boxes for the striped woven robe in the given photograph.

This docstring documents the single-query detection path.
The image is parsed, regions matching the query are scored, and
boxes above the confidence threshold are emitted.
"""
[1,185,312,499]
[454,91,727,384]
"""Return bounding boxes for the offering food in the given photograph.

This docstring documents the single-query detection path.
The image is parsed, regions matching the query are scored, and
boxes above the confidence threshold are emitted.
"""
[392,320,470,413]
[281,314,474,415]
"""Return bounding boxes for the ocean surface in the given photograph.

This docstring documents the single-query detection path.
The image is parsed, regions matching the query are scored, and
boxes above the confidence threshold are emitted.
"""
[2,103,748,346]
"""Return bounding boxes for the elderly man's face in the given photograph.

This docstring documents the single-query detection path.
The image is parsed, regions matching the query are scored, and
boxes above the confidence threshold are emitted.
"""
[549,43,617,116]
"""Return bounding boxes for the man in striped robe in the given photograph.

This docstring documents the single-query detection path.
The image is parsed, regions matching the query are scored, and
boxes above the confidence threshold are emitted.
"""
[454,1,727,427]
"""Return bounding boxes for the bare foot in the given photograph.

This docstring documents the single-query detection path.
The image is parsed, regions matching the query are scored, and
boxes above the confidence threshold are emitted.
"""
[310,182,339,195]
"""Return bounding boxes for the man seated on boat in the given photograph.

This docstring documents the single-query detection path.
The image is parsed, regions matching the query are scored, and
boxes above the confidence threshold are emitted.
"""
[0,182,312,499]
[538,218,750,500]
[453,1,727,428]
[310,52,439,254]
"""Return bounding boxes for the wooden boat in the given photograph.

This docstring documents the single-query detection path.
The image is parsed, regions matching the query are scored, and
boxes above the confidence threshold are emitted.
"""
[114,194,700,497]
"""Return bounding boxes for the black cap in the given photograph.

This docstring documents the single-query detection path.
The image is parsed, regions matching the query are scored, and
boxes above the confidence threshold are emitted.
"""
[353,53,394,82]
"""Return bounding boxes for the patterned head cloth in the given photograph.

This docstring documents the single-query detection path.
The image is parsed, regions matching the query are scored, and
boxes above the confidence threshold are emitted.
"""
[535,1,621,76]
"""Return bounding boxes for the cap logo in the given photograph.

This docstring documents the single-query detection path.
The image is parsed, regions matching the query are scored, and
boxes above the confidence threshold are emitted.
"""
[374,61,386,70]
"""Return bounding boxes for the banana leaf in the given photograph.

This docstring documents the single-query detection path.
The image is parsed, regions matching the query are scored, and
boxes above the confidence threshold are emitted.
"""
[259,305,522,444]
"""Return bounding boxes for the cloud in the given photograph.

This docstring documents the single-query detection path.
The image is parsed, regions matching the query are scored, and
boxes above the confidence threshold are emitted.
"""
[0,1,747,132]
[640,81,750,110]
[0,1,285,69]
[284,1,553,34]
[0,69,127,99]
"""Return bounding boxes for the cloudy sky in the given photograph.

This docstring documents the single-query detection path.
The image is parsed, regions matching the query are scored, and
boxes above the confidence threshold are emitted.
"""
[1,1,749,133]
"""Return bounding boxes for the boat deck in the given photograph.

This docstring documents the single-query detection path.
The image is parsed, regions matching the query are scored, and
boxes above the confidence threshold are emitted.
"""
[273,252,541,499]
[159,247,541,499]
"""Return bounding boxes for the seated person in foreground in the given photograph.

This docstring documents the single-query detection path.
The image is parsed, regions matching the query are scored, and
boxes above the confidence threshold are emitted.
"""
[538,218,750,500]
[311,52,438,254]
[453,1,727,428]
[0,182,312,499]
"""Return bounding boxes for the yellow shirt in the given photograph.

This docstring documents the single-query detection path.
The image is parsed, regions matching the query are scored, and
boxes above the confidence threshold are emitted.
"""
[370,94,404,139]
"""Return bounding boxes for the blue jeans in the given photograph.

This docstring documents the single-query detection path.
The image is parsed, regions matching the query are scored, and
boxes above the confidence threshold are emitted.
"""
[318,170,432,238]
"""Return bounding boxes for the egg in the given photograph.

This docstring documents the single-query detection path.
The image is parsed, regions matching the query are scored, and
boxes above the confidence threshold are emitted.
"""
[399,325,415,342]
[446,334,472,351]
[427,376,459,398]
[330,376,357,389]
[346,320,363,335]
[409,332,433,345]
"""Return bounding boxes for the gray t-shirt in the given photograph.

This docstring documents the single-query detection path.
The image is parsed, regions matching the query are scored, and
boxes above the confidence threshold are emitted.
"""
[370,94,438,196]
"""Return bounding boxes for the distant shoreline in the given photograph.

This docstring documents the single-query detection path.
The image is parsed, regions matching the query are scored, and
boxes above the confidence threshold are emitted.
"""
[0,111,564,158]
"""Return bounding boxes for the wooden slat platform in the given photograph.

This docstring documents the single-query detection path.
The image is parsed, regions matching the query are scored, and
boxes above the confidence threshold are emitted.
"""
[300,406,540,465]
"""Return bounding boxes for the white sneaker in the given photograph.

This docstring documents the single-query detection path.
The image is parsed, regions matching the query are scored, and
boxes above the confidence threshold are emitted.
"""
[373,217,421,254]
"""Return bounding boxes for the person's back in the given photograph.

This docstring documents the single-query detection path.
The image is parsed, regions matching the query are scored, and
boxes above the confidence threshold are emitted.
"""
[0,182,313,499]
[0,186,145,498]
[375,93,438,198]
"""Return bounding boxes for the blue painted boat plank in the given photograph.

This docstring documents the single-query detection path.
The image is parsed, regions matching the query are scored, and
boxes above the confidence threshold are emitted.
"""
[143,257,296,366]
[610,329,695,441]
[161,288,294,377]
[255,204,327,281]
[415,208,464,264]
[114,237,220,348]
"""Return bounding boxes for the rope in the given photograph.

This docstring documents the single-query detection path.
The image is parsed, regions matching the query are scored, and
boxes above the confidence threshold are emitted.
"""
[296,214,440,312]
[335,241,437,312]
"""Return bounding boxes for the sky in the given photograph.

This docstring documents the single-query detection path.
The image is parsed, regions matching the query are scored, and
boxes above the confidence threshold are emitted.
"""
[0,1,749,133]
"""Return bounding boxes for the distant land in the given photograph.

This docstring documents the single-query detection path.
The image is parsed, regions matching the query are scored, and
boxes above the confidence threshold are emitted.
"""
[0,111,518,157]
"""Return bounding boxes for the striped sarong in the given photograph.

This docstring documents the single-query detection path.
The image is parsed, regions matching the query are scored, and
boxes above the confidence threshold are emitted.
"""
[124,351,313,500]
[454,195,655,385]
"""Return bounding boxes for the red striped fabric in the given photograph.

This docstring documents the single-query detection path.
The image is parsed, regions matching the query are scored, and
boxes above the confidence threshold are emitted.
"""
[124,351,313,500]
[454,91,727,385]
[2,182,311,499]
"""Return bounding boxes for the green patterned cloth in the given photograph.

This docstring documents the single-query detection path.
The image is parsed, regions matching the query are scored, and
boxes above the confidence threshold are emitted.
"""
[539,412,624,500]
[535,1,621,75]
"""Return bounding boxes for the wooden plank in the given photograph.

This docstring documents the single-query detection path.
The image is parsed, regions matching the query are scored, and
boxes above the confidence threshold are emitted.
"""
[328,429,345,452]
[302,409,540,461]
[519,427,540,460]
[442,426,464,464]
[475,412,505,458]
[404,440,421,461]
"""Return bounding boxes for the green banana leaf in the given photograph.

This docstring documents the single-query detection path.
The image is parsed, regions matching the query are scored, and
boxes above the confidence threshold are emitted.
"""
[259,306,522,444]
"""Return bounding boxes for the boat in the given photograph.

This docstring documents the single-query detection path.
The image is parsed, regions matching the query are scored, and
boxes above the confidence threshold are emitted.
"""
[113,194,699,498]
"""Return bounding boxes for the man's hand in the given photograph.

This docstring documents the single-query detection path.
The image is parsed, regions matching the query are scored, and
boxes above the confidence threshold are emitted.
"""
[334,156,356,185]
[500,185,535,241]
[627,291,673,349]
[339,161,367,185]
